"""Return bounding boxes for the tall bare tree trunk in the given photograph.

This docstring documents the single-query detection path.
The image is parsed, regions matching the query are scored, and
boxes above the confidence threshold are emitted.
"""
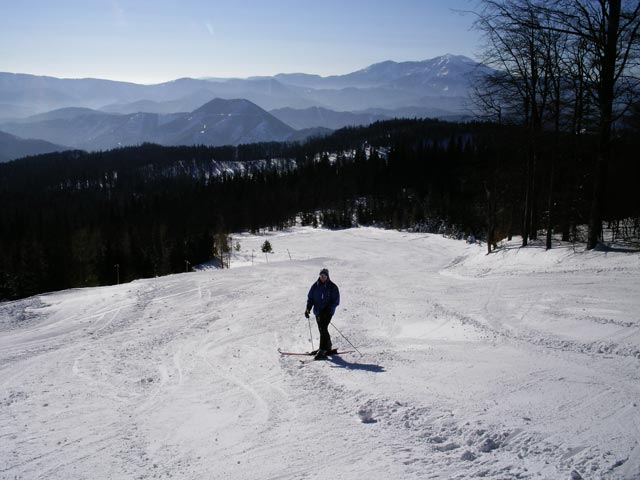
[546,156,555,249]
[587,0,620,249]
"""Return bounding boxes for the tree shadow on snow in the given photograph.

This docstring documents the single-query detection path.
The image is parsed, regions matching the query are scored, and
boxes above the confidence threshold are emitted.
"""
[594,242,640,253]
[325,355,385,373]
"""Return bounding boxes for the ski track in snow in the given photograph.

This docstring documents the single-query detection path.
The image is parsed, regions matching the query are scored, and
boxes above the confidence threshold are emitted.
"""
[1,227,639,479]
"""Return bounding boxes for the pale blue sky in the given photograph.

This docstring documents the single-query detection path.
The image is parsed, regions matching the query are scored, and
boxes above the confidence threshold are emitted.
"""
[0,0,480,84]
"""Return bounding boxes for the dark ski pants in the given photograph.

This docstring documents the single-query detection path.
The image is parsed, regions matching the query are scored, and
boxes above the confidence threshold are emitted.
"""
[315,310,333,351]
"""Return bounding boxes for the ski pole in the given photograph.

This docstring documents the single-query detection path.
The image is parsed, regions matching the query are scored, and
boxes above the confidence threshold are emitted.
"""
[307,315,315,351]
[330,323,362,355]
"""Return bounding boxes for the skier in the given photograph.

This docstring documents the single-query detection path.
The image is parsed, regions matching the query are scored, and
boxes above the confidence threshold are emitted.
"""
[305,268,340,359]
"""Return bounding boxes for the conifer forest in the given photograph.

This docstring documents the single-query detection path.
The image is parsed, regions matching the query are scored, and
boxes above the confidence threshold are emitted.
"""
[1,117,639,300]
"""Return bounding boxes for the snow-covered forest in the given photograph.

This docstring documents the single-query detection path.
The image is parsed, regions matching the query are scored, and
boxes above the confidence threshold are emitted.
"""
[2,119,639,301]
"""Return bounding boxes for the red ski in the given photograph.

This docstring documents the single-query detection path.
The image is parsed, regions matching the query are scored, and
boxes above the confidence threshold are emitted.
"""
[278,348,354,356]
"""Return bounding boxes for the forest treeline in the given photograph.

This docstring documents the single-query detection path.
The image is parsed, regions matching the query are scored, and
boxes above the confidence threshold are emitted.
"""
[473,0,640,249]
[1,117,639,300]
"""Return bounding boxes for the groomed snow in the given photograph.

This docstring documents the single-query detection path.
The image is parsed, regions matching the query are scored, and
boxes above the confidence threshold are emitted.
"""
[1,227,639,479]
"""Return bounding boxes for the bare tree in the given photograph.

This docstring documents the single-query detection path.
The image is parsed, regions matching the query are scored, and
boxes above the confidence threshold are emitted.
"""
[474,0,640,249]
[474,0,560,247]
[546,1,640,249]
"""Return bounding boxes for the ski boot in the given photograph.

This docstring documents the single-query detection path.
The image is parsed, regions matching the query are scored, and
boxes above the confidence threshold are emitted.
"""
[314,349,328,360]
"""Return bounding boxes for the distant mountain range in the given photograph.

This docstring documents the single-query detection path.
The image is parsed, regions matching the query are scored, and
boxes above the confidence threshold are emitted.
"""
[269,105,467,131]
[0,99,305,153]
[1,55,486,119]
[0,54,489,161]
[0,131,66,163]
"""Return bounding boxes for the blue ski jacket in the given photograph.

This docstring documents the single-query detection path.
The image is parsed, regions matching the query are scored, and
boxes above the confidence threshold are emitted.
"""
[306,275,340,316]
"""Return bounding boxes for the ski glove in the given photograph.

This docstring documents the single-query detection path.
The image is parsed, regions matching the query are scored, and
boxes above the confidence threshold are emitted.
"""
[304,309,310,319]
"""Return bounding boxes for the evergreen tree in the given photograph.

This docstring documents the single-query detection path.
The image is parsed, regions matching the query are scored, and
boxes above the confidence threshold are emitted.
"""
[261,240,273,254]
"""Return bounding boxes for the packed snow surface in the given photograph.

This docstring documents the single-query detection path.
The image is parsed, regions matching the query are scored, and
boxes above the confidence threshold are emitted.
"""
[2,227,639,479]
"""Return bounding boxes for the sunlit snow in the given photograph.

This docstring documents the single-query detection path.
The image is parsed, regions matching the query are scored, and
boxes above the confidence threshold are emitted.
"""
[2,227,639,479]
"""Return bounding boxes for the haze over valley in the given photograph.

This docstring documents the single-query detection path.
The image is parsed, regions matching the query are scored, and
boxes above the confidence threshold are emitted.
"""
[0,55,484,160]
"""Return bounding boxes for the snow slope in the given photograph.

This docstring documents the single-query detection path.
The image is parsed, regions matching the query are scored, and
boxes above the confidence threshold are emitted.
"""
[1,227,639,479]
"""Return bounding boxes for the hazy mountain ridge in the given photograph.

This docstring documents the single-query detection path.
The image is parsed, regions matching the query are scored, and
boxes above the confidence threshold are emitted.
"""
[154,98,296,147]
[0,55,486,160]
[269,105,470,130]
[0,55,485,120]
[0,130,67,163]
[0,99,297,154]
[269,106,388,130]
[274,54,483,91]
